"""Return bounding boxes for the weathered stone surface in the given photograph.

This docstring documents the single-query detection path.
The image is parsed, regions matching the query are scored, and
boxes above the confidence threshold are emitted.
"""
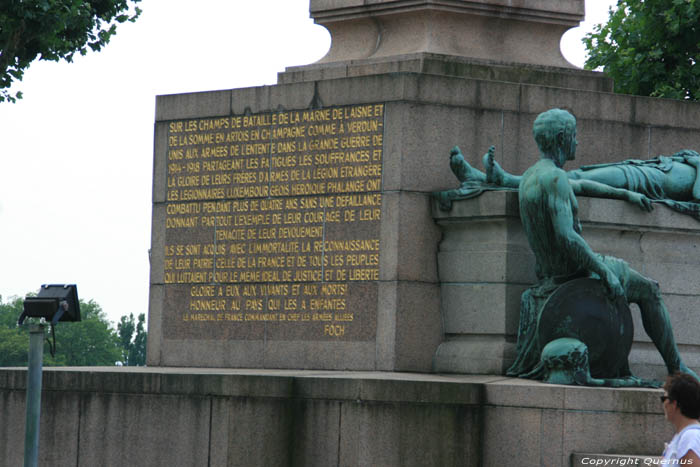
[0,368,679,467]
[279,54,613,92]
[433,336,516,374]
[308,0,584,68]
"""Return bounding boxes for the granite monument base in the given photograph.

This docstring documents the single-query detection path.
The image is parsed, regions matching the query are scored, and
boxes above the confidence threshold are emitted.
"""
[433,191,700,381]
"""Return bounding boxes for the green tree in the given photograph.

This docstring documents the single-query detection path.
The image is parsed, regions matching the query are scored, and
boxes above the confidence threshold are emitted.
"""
[584,0,700,100]
[0,295,121,366]
[0,0,142,102]
[51,299,121,366]
[117,312,147,365]
[0,296,33,366]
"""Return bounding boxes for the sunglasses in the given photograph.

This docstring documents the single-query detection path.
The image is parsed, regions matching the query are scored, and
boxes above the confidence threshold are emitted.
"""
[660,396,671,403]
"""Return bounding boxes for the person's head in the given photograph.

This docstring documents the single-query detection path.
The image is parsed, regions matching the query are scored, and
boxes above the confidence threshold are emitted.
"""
[662,373,700,422]
[532,109,577,167]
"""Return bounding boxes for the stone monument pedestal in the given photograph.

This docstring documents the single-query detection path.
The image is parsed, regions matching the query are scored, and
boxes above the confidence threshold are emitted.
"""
[149,0,700,380]
[432,192,700,381]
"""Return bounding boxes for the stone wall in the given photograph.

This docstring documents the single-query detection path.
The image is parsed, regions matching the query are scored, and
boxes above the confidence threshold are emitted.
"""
[0,368,672,467]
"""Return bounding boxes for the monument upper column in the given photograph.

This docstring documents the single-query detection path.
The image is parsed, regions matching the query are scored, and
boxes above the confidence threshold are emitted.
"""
[310,0,584,68]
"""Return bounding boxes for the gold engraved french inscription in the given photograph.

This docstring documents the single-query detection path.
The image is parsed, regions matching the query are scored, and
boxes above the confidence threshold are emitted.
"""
[163,104,384,341]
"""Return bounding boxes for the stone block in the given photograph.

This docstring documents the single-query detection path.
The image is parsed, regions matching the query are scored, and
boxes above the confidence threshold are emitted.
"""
[263,341,377,370]
[630,294,700,346]
[649,126,700,157]
[397,192,441,282]
[316,74,405,108]
[155,90,231,121]
[146,284,163,365]
[433,190,520,222]
[394,281,442,371]
[519,85,633,124]
[560,410,671,459]
[375,281,398,370]
[230,85,273,115]
[379,103,404,192]
[410,75,521,114]
[0,390,23,466]
[391,103,513,192]
[482,406,542,467]
[292,376,362,401]
[354,377,482,405]
[580,227,645,262]
[291,399,342,467]
[159,339,266,368]
[562,385,662,414]
[640,231,700,263]
[580,197,699,231]
[441,283,525,335]
[433,336,516,374]
[338,400,480,467]
[629,342,700,381]
[631,95,700,129]
[437,250,535,284]
[0,390,81,466]
[153,121,168,203]
[378,192,400,281]
[541,409,566,467]
[210,397,294,467]
[78,393,211,467]
[574,119,650,168]
[644,262,700,295]
[267,81,317,111]
[485,377,566,409]
[149,204,166,285]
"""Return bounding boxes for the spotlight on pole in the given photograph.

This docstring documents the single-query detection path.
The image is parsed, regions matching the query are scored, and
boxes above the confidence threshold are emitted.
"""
[19,284,81,325]
[18,284,80,467]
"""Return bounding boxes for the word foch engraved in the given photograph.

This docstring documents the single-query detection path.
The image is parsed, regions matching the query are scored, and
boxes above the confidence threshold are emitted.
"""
[162,104,384,342]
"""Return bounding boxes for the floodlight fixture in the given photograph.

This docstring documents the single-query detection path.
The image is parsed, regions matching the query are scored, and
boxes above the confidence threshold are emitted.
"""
[19,284,80,467]
[18,284,80,326]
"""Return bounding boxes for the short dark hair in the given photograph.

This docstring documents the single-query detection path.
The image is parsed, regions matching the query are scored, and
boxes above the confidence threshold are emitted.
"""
[532,109,576,155]
[665,373,700,419]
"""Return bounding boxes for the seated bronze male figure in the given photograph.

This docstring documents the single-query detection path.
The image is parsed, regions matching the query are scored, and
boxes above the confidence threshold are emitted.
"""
[466,108,697,386]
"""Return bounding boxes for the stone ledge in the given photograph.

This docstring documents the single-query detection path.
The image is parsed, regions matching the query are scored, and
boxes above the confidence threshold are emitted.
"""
[155,72,700,132]
[0,367,489,404]
[279,53,613,92]
[434,190,700,233]
[310,0,584,25]
[0,367,663,413]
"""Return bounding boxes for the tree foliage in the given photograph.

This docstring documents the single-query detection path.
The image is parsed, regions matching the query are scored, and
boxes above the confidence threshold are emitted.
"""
[51,299,122,366]
[584,0,700,100]
[0,295,146,367]
[0,0,142,102]
[117,312,147,366]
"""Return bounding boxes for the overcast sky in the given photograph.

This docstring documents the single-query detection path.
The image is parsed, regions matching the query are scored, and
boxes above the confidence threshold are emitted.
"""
[0,0,616,326]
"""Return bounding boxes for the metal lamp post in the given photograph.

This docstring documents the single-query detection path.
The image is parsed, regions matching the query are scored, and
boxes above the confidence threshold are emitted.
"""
[18,284,81,467]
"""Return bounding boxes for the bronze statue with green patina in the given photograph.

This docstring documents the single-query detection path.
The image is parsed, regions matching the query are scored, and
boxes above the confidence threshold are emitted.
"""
[441,132,700,219]
[469,109,697,386]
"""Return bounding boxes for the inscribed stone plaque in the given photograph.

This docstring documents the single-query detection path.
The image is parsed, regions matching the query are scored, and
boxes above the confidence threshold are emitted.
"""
[162,104,384,341]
